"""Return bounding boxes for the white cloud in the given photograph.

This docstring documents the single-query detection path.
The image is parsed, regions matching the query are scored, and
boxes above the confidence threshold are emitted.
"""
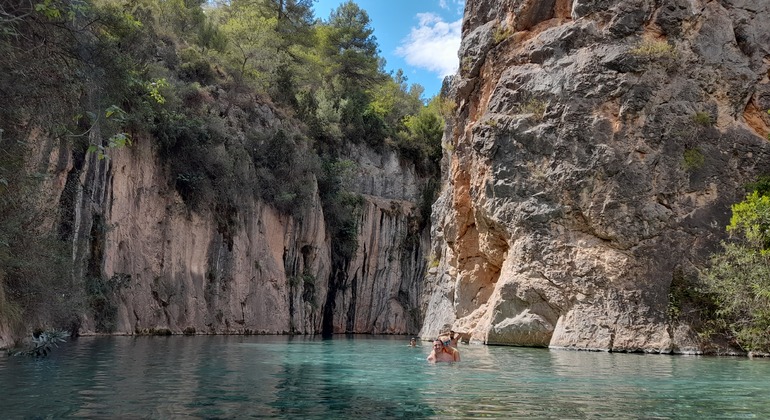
[395,13,462,79]
[455,0,465,16]
[439,0,465,16]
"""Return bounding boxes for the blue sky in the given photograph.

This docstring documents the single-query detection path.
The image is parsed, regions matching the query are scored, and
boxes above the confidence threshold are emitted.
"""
[313,0,465,99]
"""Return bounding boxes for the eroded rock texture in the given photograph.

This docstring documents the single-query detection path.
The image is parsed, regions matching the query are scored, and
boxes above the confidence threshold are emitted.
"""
[89,139,427,336]
[421,0,770,352]
[1,108,429,342]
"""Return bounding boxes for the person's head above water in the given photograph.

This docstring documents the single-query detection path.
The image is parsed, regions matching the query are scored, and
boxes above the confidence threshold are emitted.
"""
[428,338,460,362]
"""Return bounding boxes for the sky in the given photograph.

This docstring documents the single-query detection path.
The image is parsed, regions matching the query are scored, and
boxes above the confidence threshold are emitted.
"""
[312,0,465,99]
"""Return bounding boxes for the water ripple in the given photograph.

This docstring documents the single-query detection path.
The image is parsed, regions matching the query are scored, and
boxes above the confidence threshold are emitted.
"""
[2,336,770,418]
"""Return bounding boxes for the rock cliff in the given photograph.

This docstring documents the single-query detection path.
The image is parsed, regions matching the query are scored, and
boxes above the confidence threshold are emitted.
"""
[421,0,770,352]
[4,108,429,343]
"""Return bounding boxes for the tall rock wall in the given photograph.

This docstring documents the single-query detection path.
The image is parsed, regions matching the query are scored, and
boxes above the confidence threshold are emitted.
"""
[0,107,429,343]
[93,138,428,336]
[421,0,770,352]
[328,195,428,334]
[98,139,330,334]
[327,144,429,334]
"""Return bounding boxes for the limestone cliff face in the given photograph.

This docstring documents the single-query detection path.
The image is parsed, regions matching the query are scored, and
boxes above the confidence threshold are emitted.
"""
[9,110,428,340]
[326,144,429,334]
[97,139,330,334]
[95,139,426,335]
[421,0,770,352]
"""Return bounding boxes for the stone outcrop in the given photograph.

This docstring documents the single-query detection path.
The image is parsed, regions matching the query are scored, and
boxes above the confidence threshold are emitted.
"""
[421,0,770,352]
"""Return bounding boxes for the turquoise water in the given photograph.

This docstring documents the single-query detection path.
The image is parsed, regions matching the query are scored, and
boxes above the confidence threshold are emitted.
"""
[1,335,770,419]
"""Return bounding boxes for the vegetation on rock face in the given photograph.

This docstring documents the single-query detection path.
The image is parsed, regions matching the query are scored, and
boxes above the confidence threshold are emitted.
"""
[629,39,677,60]
[701,177,770,353]
[682,148,705,171]
[692,111,712,127]
[0,0,445,338]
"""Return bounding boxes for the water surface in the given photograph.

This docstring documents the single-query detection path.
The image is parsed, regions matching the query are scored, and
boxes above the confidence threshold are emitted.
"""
[1,335,769,418]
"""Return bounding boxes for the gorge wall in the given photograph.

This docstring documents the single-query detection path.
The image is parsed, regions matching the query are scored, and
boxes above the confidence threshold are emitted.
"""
[0,110,429,347]
[420,0,770,352]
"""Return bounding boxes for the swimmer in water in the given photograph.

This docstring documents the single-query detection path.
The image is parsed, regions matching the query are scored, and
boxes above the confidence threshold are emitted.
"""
[427,339,460,363]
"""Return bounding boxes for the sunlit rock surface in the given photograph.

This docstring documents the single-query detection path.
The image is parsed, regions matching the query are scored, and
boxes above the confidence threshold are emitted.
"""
[421,0,770,352]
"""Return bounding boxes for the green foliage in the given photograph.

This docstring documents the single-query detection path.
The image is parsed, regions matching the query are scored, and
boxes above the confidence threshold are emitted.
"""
[317,159,363,260]
[368,69,423,130]
[398,107,443,172]
[219,3,282,90]
[1,0,85,131]
[682,148,705,171]
[338,91,381,146]
[630,39,676,59]
[703,243,770,352]
[518,98,547,121]
[150,111,213,205]
[493,25,512,45]
[395,96,446,175]
[179,48,218,84]
[745,175,770,197]
[146,78,170,104]
[249,130,318,216]
[667,270,718,331]
[327,191,364,260]
[701,181,770,352]
[85,274,129,333]
[727,191,770,251]
[321,1,381,92]
[692,111,712,126]
[34,0,89,22]
[197,19,228,52]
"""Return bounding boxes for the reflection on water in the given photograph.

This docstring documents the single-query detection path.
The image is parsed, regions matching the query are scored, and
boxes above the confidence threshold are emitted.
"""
[1,336,770,418]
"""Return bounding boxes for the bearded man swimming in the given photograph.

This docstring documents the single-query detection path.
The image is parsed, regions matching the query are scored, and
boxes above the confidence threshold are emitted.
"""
[427,339,460,363]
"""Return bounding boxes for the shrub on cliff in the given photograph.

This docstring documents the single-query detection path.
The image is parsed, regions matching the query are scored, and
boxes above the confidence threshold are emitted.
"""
[702,181,770,353]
